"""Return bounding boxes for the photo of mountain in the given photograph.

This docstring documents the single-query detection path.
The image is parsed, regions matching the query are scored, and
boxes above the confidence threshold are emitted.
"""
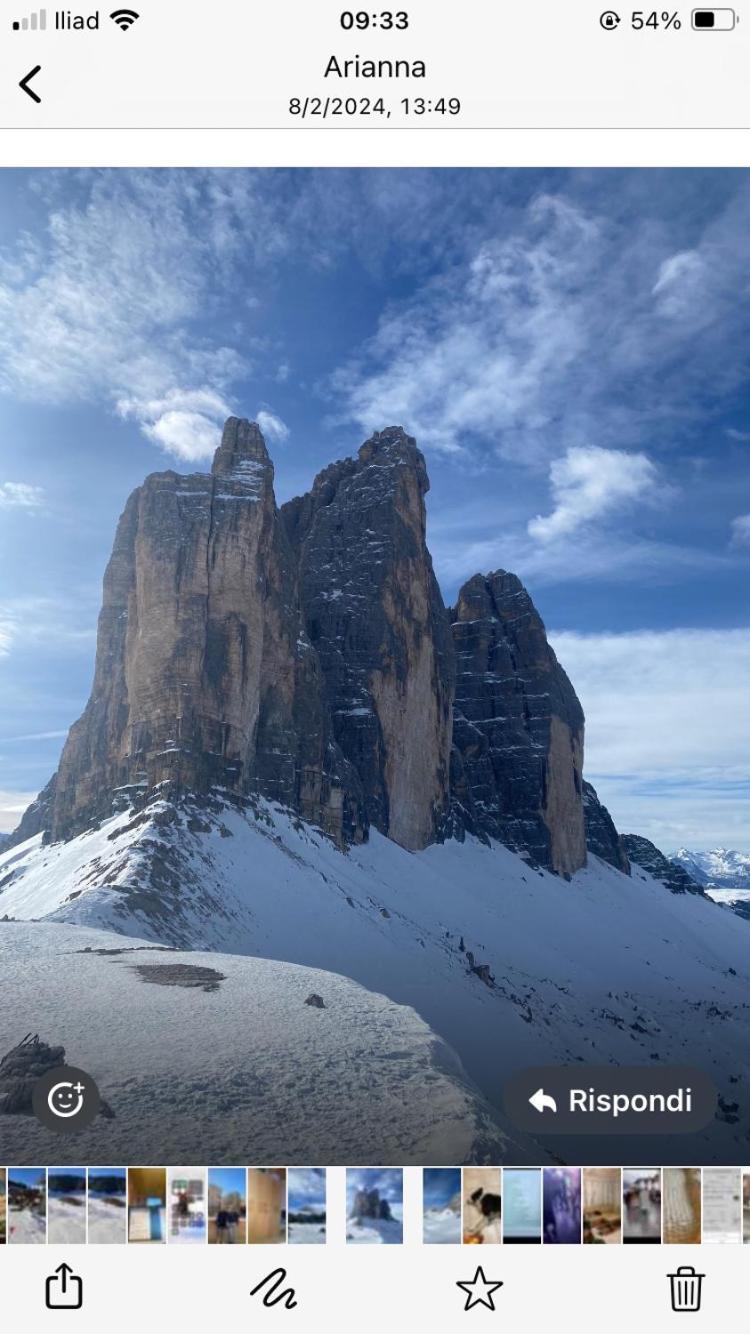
[0,168,748,1168]
[423,1168,462,1244]
[288,1169,326,1244]
[347,1169,404,1245]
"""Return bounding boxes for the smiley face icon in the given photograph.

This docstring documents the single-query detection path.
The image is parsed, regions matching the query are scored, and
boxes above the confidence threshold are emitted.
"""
[48,1079,86,1119]
[32,1065,101,1132]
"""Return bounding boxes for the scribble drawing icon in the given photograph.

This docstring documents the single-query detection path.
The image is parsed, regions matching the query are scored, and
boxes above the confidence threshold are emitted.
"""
[251,1268,299,1310]
[668,1266,704,1313]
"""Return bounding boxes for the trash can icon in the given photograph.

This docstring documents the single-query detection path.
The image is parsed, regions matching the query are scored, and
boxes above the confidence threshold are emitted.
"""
[668,1265,704,1313]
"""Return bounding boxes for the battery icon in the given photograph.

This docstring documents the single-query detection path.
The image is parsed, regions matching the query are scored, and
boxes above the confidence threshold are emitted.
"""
[692,8,737,27]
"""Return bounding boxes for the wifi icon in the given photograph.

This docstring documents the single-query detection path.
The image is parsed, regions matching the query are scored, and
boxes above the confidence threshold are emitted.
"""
[110,8,139,29]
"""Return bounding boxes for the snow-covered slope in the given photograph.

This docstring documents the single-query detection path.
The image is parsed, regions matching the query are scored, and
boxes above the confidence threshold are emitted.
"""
[672,847,750,890]
[2,793,750,1164]
[0,920,516,1167]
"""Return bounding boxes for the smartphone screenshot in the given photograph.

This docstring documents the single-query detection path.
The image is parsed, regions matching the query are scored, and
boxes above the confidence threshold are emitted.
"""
[0,1,748,1327]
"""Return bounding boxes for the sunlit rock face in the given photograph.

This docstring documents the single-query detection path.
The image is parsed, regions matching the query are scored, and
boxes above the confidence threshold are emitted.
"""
[49,418,365,846]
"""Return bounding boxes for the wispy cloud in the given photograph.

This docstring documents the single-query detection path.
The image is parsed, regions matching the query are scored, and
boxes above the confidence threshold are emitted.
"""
[528,446,659,542]
[0,595,97,660]
[116,387,234,463]
[0,173,264,460]
[551,627,750,851]
[256,409,290,444]
[0,481,44,510]
[730,513,750,548]
[332,183,750,466]
[0,729,68,744]
[0,788,38,833]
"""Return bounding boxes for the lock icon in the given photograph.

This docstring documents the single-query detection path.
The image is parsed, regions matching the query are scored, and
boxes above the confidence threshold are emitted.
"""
[600,10,621,27]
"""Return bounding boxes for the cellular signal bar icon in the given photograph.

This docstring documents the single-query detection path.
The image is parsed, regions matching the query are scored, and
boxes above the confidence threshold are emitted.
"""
[12,8,47,29]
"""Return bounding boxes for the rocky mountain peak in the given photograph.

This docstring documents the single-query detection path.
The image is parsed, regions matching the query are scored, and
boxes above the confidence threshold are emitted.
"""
[281,427,453,851]
[450,569,587,876]
[14,417,600,879]
[211,416,272,479]
[357,425,429,491]
[622,835,706,896]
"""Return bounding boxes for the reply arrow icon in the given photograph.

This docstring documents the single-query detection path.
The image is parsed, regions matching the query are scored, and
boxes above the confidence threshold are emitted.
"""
[529,1087,558,1114]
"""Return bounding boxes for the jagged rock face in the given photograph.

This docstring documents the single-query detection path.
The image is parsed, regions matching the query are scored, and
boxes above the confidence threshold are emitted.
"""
[282,428,454,852]
[449,572,586,876]
[17,418,602,878]
[583,781,630,875]
[49,419,365,846]
[622,835,706,896]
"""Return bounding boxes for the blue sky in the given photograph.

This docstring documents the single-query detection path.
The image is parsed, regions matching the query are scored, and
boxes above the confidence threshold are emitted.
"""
[208,1168,245,1199]
[423,1168,461,1211]
[0,169,748,849]
[8,1169,45,1190]
[347,1168,403,1208]
[288,1168,326,1213]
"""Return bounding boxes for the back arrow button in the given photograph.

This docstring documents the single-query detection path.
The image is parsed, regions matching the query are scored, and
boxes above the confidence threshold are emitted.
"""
[20,65,42,103]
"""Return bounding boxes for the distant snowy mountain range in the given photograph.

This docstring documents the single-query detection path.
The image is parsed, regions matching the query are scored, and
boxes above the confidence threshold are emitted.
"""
[672,848,750,891]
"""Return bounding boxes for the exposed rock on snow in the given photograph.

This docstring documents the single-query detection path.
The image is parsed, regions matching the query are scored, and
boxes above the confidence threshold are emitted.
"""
[0,1033,65,1114]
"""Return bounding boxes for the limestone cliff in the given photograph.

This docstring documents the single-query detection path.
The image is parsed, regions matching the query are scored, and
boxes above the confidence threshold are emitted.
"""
[449,571,586,876]
[49,419,365,845]
[583,781,631,874]
[282,427,455,851]
[18,419,601,879]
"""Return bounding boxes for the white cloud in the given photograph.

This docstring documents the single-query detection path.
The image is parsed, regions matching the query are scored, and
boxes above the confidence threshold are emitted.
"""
[528,446,658,542]
[117,387,233,462]
[551,627,750,850]
[0,595,97,661]
[725,427,750,442]
[332,184,750,466]
[0,729,68,744]
[651,249,710,320]
[257,409,290,444]
[0,788,38,833]
[730,514,750,548]
[0,174,255,461]
[0,481,44,510]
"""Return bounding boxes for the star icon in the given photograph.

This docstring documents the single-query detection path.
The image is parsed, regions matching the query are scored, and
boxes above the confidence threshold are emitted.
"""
[456,1264,504,1311]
